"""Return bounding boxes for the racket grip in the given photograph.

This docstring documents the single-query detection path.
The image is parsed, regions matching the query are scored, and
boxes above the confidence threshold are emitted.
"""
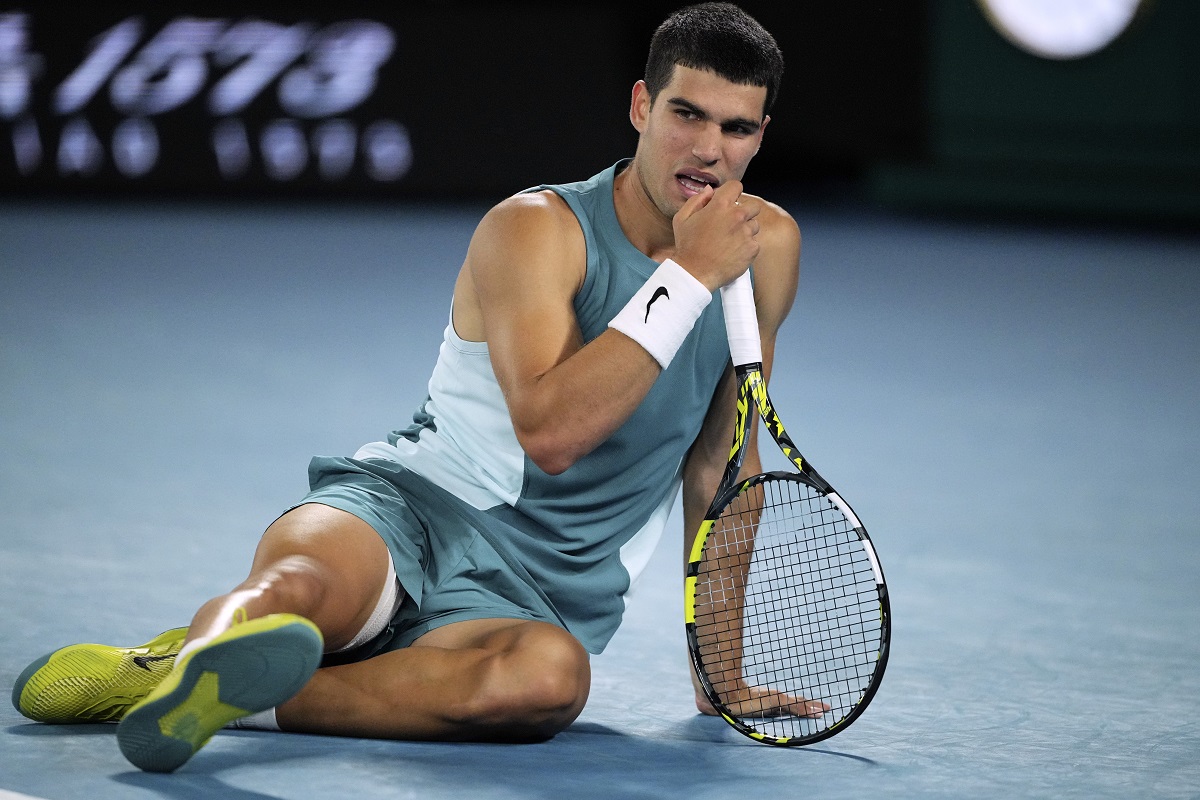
[720,270,763,368]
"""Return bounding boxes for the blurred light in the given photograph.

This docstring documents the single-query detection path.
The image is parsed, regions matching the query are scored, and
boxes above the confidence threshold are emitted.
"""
[112,116,159,177]
[261,118,307,180]
[977,0,1146,59]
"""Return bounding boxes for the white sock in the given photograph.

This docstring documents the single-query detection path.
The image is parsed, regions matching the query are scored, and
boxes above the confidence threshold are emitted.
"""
[226,707,280,731]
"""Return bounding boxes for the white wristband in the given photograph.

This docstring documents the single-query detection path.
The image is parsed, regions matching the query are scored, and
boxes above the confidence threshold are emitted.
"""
[608,259,713,369]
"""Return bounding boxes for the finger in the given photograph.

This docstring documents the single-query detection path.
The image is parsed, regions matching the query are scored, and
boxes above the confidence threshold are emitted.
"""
[675,183,715,222]
[790,697,831,719]
[764,690,829,718]
[714,180,743,205]
[738,197,762,220]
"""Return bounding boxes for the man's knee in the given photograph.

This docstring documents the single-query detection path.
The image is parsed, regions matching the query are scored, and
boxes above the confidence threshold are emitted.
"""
[211,505,396,653]
[518,628,590,722]
[238,554,331,612]
[467,624,591,740]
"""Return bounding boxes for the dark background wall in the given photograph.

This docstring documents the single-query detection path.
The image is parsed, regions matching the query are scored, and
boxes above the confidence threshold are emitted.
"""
[0,2,925,197]
[2,1,1195,223]
[873,0,1200,224]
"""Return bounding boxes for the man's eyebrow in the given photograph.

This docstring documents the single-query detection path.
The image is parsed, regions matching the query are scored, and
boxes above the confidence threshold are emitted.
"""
[666,97,762,132]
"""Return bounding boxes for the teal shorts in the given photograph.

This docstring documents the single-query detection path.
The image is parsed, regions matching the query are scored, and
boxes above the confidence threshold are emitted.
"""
[297,456,567,663]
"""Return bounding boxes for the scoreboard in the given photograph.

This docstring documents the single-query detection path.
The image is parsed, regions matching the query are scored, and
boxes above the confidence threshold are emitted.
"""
[2,13,408,185]
[0,4,633,198]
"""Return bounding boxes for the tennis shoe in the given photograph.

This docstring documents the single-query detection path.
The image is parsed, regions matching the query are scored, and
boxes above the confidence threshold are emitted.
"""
[116,611,323,773]
[12,627,188,724]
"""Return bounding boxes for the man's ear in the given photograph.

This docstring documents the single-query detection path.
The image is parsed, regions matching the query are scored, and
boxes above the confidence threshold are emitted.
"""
[630,80,652,133]
[755,114,771,154]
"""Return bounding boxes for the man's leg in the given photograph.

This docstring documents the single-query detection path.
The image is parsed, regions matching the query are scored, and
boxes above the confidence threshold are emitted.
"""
[278,617,591,743]
[115,502,395,771]
[182,502,395,654]
[11,503,390,730]
[19,498,589,764]
[120,500,589,763]
[180,501,591,744]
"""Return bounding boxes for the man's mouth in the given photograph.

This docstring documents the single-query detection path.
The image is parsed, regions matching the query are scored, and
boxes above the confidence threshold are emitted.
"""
[677,172,719,195]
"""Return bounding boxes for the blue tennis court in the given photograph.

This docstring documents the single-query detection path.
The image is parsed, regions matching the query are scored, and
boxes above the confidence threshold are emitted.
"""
[2,196,1197,798]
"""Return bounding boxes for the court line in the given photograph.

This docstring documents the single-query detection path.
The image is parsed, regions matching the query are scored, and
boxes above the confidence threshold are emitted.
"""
[0,790,50,800]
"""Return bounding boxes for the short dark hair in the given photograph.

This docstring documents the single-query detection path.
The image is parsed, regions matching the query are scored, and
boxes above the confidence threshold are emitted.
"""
[644,3,785,115]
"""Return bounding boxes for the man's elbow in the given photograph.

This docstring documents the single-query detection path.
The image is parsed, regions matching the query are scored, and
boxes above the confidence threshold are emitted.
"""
[518,430,584,476]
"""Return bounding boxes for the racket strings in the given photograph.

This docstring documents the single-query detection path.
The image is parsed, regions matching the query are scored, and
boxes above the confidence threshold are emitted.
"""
[693,477,884,739]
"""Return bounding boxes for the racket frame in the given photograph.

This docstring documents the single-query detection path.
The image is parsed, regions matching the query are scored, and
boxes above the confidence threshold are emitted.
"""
[685,275,890,746]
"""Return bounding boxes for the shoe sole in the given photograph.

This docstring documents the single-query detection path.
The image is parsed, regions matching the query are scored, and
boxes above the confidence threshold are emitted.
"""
[12,628,188,723]
[116,614,322,773]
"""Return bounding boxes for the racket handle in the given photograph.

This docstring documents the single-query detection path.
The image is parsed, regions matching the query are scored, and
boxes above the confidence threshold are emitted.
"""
[720,270,763,368]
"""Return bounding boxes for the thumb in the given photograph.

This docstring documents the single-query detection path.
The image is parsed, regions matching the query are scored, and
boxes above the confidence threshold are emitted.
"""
[674,184,715,224]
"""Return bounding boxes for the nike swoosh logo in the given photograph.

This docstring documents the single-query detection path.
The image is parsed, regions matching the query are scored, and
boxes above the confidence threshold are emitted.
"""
[132,654,174,671]
[645,286,670,322]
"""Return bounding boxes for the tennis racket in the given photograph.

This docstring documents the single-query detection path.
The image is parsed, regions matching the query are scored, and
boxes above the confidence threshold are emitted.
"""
[685,269,890,746]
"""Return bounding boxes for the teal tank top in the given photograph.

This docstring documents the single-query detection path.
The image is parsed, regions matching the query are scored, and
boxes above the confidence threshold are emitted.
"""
[367,160,731,651]
[515,160,730,552]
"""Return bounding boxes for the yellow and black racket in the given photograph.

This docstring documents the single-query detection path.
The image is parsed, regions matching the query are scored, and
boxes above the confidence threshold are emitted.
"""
[686,271,890,746]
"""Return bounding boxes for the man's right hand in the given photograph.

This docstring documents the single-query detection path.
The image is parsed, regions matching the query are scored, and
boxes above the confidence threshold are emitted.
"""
[672,180,762,291]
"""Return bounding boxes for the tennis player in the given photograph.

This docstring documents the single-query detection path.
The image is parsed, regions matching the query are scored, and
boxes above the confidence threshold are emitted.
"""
[13,2,816,771]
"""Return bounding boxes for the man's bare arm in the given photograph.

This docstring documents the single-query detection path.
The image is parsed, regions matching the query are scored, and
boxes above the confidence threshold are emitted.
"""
[457,183,761,475]
[455,192,662,475]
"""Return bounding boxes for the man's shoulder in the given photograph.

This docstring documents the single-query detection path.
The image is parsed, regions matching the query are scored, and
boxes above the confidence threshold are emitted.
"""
[468,188,586,272]
[746,193,800,247]
[482,189,579,233]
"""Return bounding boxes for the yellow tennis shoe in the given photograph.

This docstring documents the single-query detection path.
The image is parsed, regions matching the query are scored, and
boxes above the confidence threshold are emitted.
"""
[116,611,323,773]
[12,627,188,724]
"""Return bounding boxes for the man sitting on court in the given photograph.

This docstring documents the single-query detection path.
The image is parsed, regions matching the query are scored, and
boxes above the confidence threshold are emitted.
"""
[13,2,814,772]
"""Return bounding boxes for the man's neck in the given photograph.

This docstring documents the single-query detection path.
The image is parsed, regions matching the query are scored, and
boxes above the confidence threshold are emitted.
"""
[612,159,676,262]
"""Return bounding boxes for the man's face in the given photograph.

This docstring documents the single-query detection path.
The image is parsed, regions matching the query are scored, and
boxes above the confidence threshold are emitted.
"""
[630,64,769,220]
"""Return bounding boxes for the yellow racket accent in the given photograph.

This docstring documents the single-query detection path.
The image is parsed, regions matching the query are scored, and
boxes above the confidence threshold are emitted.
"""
[688,519,715,565]
[726,377,755,462]
[684,576,698,624]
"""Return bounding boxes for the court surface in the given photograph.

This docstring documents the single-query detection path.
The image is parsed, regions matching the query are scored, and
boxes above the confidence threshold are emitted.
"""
[2,193,1197,799]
